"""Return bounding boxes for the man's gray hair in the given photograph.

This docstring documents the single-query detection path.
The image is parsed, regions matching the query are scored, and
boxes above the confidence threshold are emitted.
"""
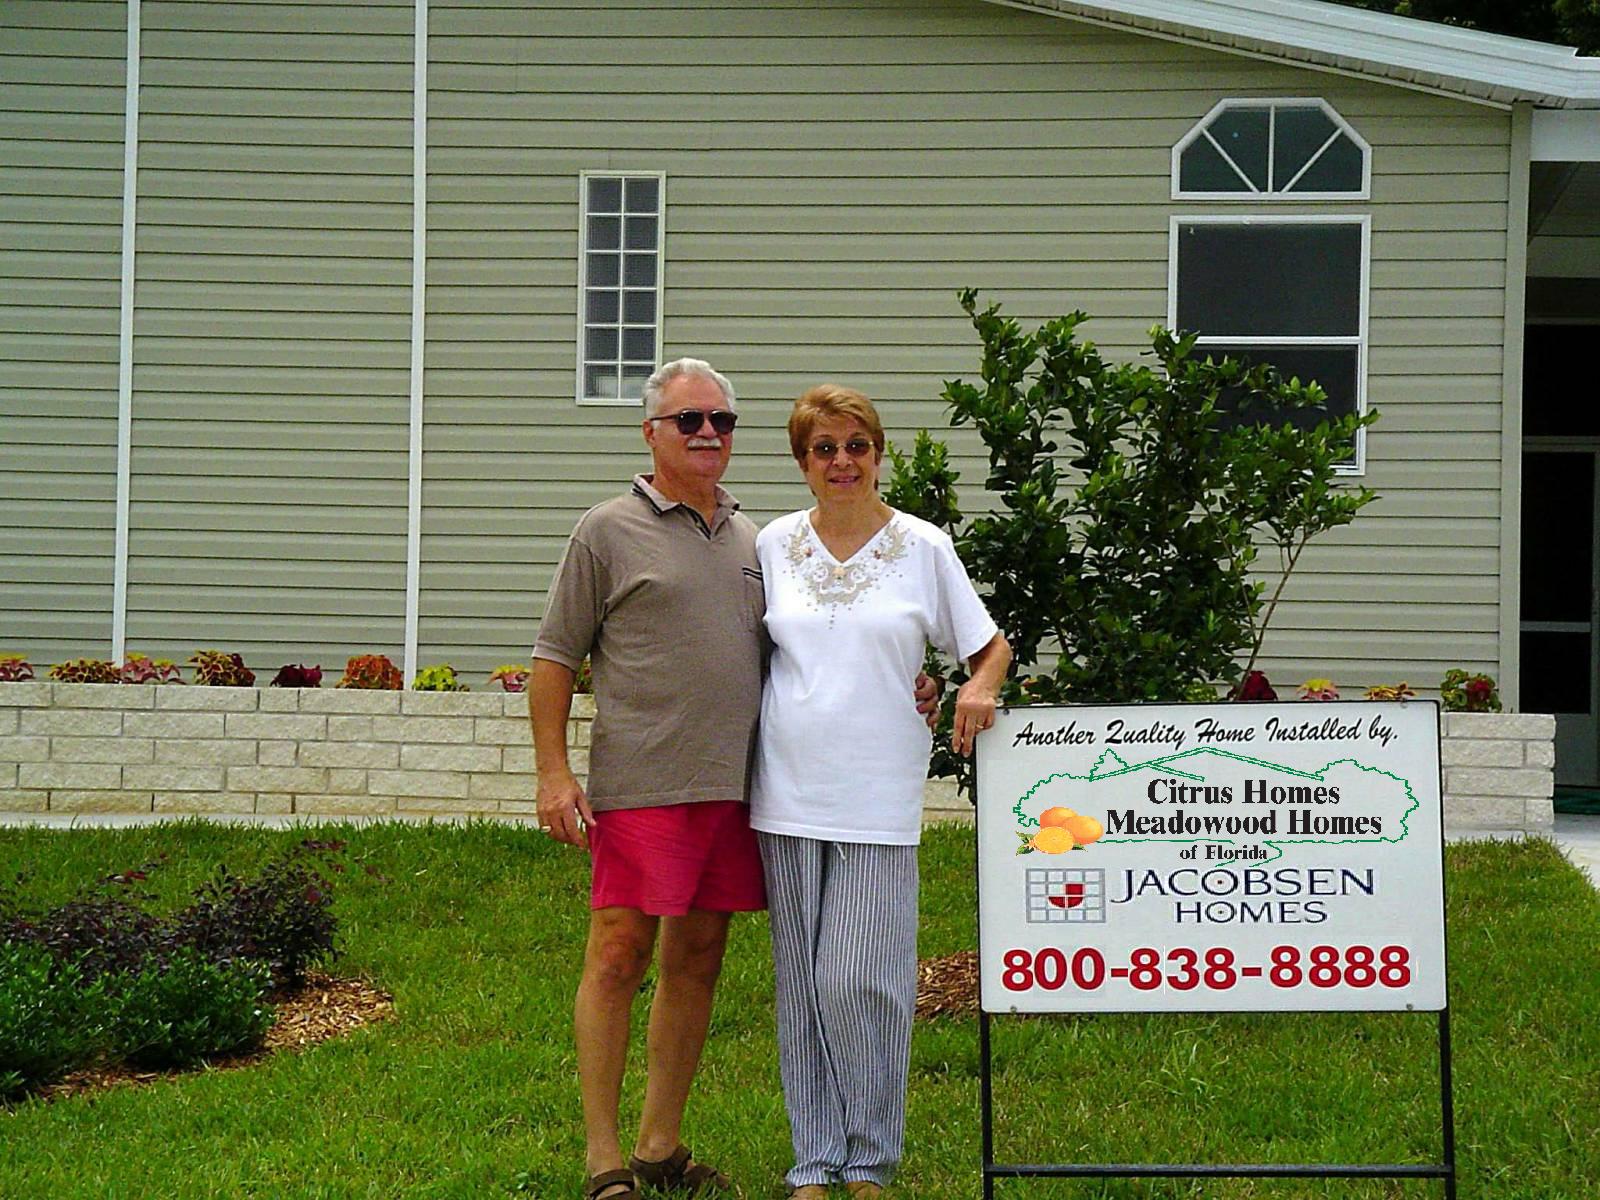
[642,358,737,417]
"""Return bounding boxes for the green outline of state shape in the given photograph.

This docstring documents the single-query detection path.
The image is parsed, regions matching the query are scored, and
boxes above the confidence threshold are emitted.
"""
[1011,746,1419,866]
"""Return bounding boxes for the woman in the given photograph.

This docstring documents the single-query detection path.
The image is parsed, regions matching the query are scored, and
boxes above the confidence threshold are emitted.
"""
[750,385,1011,1198]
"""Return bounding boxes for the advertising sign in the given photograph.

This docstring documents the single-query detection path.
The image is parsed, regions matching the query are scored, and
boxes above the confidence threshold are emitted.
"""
[977,702,1446,1014]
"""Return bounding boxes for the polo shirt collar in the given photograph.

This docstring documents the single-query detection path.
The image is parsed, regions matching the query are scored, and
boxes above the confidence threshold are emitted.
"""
[632,473,741,528]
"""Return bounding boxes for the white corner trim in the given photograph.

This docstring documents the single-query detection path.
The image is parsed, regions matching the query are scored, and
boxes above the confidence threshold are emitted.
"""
[112,0,141,664]
[1499,104,1532,711]
[403,0,428,685]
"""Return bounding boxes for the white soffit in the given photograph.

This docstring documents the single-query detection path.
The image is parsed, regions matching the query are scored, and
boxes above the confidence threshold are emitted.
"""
[988,0,1600,108]
[1532,110,1600,161]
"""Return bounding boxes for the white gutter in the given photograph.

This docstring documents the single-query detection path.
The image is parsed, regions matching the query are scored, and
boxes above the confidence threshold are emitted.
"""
[111,0,141,664]
[991,0,1600,108]
[402,0,428,685]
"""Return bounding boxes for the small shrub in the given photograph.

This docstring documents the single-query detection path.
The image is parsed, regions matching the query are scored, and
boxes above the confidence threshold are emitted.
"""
[190,650,255,687]
[2,894,166,981]
[120,653,183,684]
[412,664,468,692]
[489,664,529,693]
[48,658,121,684]
[1441,668,1502,713]
[337,654,402,690]
[110,949,272,1069]
[270,664,323,688]
[1365,682,1416,701]
[0,655,34,682]
[176,842,340,989]
[1297,678,1340,701]
[0,943,111,1095]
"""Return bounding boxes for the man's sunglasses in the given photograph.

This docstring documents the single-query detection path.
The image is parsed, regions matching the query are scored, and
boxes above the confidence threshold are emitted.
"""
[808,438,875,461]
[647,409,738,436]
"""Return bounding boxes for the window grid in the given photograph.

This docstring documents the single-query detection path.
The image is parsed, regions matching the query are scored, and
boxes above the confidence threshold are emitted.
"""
[1172,98,1371,201]
[1168,215,1371,474]
[577,172,665,406]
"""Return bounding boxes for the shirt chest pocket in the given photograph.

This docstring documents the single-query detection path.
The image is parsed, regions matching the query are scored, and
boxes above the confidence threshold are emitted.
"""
[742,567,766,631]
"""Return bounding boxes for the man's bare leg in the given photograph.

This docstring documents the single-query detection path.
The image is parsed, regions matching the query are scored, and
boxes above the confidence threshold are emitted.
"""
[632,908,732,1162]
[576,906,658,1179]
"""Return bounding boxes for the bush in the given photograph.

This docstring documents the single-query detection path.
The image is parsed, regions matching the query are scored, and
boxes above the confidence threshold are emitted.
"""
[0,655,34,682]
[1441,668,1502,713]
[110,949,272,1069]
[190,650,255,687]
[886,290,1378,790]
[120,653,183,684]
[177,845,339,989]
[0,944,111,1095]
[337,654,403,690]
[489,664,529,692]
[2,893,166,981]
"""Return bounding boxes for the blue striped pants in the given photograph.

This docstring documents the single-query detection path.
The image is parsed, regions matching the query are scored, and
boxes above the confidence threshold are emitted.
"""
[758,833,919,1189]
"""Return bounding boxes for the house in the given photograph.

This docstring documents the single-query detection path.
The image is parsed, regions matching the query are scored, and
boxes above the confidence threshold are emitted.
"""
[3,0,1599,781]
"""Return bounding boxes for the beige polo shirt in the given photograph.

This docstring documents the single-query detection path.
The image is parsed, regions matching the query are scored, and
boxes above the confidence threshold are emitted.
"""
[533,474,765,812]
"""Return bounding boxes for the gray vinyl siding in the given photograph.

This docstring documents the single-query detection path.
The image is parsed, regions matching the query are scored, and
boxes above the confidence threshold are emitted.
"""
[0,2,126,664]
[127,1,414,671]
[425,0,1511,689]
[1,0,1514,694]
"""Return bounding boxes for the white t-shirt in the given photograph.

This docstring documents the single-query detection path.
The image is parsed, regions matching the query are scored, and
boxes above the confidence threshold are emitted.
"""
[749,508,999,846]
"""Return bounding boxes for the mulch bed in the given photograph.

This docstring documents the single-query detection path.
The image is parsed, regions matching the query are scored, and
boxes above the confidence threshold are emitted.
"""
[34,972,395,1101]
[916,950,980,1019]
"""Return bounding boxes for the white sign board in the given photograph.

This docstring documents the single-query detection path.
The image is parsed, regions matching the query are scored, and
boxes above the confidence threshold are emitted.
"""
[976,702,1446,1013]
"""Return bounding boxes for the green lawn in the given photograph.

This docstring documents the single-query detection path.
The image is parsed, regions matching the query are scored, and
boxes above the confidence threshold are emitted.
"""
[0,822,1595,1199]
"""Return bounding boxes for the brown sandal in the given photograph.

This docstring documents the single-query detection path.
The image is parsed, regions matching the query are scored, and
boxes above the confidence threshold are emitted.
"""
[628,1144,731,1194]
[586,1168,643,1200]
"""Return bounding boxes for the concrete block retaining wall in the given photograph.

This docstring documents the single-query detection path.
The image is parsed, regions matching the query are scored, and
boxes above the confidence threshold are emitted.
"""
[0,687,1556,837]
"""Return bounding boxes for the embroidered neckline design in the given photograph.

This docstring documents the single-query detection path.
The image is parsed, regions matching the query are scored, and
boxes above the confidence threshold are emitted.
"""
[784,515,909,618]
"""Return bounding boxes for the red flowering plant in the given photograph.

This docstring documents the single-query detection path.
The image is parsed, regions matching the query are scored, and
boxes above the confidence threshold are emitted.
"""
[488,664,528,693]
[1441,669,1501,713]
[0,655,34,682]
[270,664,323,688]
[121,653,183,684]
[1228,671,1277,702]
[190,650,255,687]
[336,654,402,690]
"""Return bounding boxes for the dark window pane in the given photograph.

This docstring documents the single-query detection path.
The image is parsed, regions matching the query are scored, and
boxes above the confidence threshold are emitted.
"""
[1206,108,1269,191]
[1177,222,1361,337]
[584,363,619,400]
[622,327,655,361]
[585,326,619,361]
[1272,106,1336,189]
[625,177,659,214]
[625,215,658,250]
[1180,136,1249,192]
[588,215,620,250]
[622,290,655,324]
[624,253,657,287]
[1525,324,1600,437]
[621,363,653,399]
[1521,451,1593,623]
[586,289,619,324]
[587,177,621,212]
[587,253,619,288]
[1521,631,1592,714]
[1290,134,1365,194]
[1205,343,1359,446]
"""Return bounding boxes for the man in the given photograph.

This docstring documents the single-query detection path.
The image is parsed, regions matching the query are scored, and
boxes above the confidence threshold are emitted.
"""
[531,358,937,1200]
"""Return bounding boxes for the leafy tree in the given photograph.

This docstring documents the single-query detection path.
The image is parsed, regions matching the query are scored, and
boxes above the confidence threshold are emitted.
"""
[1330,0,1600,55]
[886,291,1378,791]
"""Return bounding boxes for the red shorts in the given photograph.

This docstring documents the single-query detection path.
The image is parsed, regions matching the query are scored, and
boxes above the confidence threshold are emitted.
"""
[589,799,767,916]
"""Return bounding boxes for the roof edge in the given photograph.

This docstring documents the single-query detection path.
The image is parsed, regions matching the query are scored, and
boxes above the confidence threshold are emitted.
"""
[987,0,1600,107]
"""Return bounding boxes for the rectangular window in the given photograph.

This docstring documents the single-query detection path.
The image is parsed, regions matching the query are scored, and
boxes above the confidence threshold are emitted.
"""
[578,172,664,405]
[1170,216,1369,471]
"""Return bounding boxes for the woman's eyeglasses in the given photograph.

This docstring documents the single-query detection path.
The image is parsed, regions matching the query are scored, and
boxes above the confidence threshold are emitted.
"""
[647,409,738,436]
[808,438,875,461]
